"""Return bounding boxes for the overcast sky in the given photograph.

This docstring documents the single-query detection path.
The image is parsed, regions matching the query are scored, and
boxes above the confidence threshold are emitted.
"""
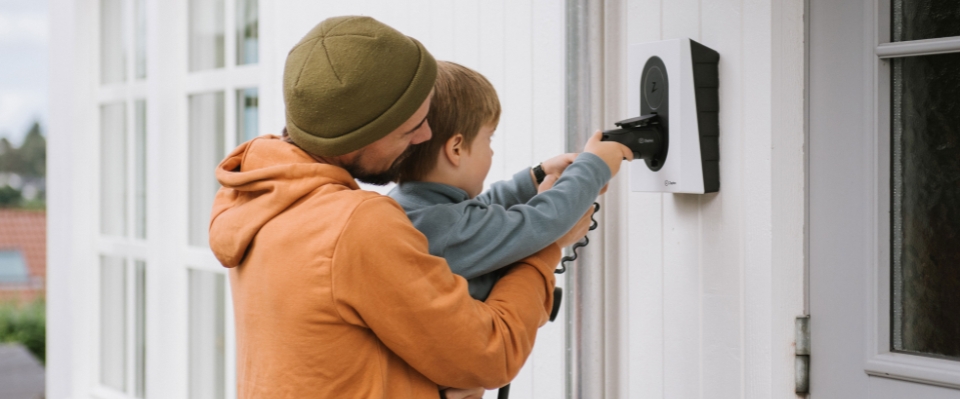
[0,0,48,146]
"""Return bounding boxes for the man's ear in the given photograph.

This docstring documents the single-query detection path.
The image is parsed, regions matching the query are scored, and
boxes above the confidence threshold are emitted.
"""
[443,134,465,167]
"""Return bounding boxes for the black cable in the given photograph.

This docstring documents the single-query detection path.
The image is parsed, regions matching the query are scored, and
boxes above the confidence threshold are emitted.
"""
[497,383,511,399]
[496,203,600,399]
[555,202,600,274]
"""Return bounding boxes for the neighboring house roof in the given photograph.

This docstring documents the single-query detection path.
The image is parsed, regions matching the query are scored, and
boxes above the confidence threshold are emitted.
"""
[0,210,46,281]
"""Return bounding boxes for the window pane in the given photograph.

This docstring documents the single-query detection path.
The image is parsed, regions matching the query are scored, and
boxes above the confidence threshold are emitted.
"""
[236,0,258,65]
[188,269,226,399]
[100,0,127,84]
[188,92,224,247]
[189,0,225,71]
[100,103,128,236]
[0,250,29,284]
[100,255,127,391]
[236,88,259,144]
[891,52,960,360]
[135,100,147,239]
[134,261,146,398]
[893,0,960,42]
[135,0,147,79]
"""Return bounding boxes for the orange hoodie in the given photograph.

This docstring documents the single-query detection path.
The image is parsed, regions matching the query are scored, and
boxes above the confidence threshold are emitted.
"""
[209,136,559,398]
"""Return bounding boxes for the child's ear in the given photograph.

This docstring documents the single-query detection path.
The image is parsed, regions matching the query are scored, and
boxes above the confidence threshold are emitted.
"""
[443,134,465,167]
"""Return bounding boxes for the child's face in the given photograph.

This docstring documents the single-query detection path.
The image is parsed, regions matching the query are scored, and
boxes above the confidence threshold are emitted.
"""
[460,124,496,198]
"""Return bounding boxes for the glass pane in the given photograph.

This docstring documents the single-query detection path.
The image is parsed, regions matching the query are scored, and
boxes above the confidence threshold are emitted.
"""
[189,0,225,71]
[134,261,146,398]
[891,52,960,360]
[188,269,226,399]
[0,250,29,284]
[236,0,258,65]
[893,0,960,42]
[135,0,147,79]
[100,0,127,84]
[236,88,259,144]
[135,100,147,239]
[100,255,127,391]
[188,92,224,247]
[100,103,128,236]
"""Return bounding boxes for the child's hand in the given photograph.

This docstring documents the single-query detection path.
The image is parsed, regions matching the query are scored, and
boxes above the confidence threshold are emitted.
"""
[541,153,578,180]
[583,130,633,176]
[555,207,595,248]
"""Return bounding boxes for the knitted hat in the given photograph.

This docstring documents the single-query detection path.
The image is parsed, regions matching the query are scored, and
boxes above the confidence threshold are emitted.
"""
[283,16,437,156]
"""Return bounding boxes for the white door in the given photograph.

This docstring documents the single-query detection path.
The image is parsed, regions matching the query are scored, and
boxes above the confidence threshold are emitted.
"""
[810,0,960,397]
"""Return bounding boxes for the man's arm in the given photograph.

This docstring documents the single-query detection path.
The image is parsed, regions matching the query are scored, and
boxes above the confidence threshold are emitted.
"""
[331,196,560,389]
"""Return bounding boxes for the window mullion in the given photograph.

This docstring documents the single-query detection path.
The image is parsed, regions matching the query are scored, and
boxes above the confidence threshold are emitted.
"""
[224,0,237,71]
[125,256,137,397]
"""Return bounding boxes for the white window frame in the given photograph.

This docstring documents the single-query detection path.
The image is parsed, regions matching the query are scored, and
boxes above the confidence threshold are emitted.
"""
[865,0,960,389]
[180,0,260,397]
[92,256,146,399]
[94,0,150,396]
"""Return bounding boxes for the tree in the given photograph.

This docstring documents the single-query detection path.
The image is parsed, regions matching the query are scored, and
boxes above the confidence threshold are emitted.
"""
[17,122,46,177]
[0,185,22,207]
[0,137,16,173]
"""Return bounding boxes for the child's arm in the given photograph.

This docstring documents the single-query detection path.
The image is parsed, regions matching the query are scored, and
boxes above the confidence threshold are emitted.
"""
[439,152,611,280]
[472,168,537,209]
[474,154,577,208]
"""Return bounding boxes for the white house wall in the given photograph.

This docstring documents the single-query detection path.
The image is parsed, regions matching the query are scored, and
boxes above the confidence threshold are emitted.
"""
[617,1,806,398]
[47,0,806,398]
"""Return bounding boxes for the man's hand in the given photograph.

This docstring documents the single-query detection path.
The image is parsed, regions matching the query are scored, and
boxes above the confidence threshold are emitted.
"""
[583,130,633,176]
[530,153,577,187]
[442,387,485,399]
[555,206,595,248]
[541,153,578,179]
[537,174,558,194]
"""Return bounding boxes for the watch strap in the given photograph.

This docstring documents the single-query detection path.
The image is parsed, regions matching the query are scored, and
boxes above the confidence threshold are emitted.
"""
[532,163,546,184]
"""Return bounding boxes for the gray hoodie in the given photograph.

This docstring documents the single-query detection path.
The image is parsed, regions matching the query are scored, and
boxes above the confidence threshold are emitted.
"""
[388,152,610,300]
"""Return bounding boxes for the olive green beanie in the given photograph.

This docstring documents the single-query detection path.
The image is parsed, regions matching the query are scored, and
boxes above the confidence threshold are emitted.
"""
[283,16,437,157]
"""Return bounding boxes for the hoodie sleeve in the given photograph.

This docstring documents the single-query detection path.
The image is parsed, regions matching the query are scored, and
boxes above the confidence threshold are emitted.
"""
[438,152,611,280]
[330,196,560,390]
[473,168,538,208]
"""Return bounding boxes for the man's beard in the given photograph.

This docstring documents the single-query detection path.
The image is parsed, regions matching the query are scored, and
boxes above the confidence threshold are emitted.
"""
[345,145,415,186]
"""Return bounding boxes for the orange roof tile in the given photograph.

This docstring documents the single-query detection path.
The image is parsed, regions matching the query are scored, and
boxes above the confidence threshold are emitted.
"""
[0,210,46,279]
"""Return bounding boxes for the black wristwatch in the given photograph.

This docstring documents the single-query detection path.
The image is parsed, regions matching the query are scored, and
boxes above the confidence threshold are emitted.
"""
[532,163,546,184]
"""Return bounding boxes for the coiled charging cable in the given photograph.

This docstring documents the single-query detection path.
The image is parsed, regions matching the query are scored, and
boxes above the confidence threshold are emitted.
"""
[555,202,600,274]
[497,202,599,399]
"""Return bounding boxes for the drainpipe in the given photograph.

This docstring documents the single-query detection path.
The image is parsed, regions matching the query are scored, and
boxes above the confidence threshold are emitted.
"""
[565,1,606,398]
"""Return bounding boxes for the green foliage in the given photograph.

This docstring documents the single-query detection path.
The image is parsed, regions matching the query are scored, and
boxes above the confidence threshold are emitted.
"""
[0,185,23,208]
[0,299,46,363]
[19,192,46,210]
[17,123,46,177]
[0,138,18,173]
[0,122,45,178]
[0,121,46,210]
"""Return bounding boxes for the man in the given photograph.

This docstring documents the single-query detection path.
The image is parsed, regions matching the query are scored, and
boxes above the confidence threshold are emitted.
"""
[209,16,577,398]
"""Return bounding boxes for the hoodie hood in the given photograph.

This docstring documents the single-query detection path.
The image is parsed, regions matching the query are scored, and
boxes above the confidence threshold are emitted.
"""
[209,136,359,267]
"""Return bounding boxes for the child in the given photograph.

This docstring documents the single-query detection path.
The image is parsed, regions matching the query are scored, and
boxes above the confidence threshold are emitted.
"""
[389,61,630,302]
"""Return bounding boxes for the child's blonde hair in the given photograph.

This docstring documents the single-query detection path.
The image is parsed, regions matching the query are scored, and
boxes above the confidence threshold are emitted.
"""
[396,61,500,183]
